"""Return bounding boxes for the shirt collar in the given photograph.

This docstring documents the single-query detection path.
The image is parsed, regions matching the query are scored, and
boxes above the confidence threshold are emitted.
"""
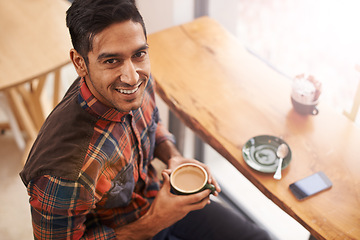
[78,77,129,122]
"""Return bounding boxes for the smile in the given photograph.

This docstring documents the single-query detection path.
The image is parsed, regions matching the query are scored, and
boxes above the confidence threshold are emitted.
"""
[115,82,142,94]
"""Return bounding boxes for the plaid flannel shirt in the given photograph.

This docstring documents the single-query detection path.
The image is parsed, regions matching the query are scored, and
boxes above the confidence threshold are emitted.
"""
[20,77,174,239]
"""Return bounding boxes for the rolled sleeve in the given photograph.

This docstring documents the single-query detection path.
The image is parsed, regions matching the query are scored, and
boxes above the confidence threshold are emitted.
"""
[155,121,175,146]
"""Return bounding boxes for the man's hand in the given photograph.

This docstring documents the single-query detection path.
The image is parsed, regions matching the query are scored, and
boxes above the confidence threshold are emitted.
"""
[114,139,222,239]
[114,170,210,239]
[154,140,221,195]
[166,156,221,196]
[145,171,211,231]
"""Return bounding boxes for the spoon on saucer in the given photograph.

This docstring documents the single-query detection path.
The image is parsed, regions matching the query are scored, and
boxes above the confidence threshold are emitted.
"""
[273,144,289,180]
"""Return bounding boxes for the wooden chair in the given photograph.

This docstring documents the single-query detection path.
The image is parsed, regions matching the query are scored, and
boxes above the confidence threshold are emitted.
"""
[0,93,26,150]
[0,0,72,162]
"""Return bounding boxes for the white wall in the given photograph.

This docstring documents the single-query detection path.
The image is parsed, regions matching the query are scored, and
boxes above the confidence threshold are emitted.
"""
[208,0,239,34]
[137,0,194,34]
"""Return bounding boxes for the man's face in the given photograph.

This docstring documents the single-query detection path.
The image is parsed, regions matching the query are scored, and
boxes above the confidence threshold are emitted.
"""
[80,21,150,112]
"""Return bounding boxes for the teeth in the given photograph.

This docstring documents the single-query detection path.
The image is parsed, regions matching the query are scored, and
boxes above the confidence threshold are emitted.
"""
[118,88,138,94]
[116,83,141,94]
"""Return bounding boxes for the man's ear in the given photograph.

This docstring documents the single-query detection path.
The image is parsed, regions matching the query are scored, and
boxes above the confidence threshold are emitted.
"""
[70,49,88,77]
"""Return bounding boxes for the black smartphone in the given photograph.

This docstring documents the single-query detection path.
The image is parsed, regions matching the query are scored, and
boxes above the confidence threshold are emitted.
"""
[289,171,332,200]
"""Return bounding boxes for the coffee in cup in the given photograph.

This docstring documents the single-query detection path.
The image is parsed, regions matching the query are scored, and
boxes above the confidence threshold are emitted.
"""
[170,163,216,195]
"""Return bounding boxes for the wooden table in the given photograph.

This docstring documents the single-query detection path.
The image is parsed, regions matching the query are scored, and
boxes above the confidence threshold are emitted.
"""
[0,0,71,146]
[148,17,360,240]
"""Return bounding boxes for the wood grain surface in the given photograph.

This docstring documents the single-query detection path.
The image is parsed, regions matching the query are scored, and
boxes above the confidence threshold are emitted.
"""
[148,17,360,240]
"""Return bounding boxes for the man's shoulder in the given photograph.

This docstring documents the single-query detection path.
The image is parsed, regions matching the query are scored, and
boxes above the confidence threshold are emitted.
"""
[20,78,98,186]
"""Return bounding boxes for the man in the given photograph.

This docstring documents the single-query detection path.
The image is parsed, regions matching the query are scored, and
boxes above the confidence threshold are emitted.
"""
[20,0,270,239]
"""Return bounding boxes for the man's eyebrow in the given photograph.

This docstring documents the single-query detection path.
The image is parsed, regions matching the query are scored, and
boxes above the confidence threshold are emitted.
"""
[97,53,122,61]
[97,44,149,61]
[133,44,149,54]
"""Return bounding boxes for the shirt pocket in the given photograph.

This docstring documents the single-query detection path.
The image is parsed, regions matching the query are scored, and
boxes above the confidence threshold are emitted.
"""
[104,163,135,208]
[147,107,159,160]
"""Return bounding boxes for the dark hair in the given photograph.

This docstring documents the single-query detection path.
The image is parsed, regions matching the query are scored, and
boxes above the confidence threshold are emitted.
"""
[66,0,146,60]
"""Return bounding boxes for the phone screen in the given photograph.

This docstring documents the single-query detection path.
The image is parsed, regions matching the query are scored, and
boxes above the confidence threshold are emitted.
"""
[289,171,332,200]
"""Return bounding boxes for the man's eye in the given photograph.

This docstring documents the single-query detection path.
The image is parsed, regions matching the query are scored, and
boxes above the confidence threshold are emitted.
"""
[133,51,146,58]
[104,59,118,64]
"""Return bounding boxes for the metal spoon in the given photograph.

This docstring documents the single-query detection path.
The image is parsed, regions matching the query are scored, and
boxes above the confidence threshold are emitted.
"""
[273,143,289,180]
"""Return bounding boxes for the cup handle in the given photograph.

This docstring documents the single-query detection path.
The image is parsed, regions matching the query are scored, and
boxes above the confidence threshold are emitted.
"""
[204,183,216,194]
[312,106,319,115]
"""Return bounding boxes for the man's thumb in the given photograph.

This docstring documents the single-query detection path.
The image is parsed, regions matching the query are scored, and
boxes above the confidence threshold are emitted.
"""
[161,171,171,189]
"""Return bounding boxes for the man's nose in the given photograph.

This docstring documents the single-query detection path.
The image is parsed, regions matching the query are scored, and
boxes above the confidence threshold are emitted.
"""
[121,59,139,85]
